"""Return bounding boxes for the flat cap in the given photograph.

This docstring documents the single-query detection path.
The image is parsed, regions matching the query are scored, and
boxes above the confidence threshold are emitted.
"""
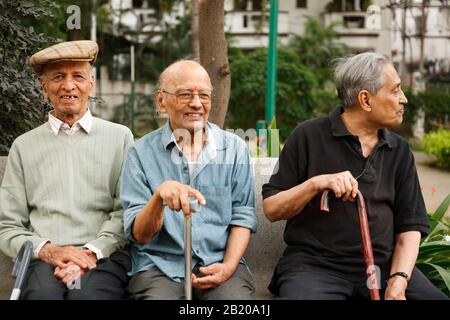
[30,40,99,74]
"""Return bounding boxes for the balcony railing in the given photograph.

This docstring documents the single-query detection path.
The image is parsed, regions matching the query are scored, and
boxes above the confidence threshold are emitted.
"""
[225,10,289,35]
[323,11,381,34]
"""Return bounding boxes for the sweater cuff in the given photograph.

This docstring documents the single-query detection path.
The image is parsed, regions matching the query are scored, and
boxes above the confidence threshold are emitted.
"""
[83,243,104,260]
[34,239,51,259]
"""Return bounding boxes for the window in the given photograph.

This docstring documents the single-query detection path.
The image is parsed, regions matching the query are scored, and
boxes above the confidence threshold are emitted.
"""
[297,0,307,8]
[252,0,262,11]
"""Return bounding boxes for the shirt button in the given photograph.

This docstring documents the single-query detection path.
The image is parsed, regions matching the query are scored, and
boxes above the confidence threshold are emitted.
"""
[184,166,188,171]
[179,151,183,157]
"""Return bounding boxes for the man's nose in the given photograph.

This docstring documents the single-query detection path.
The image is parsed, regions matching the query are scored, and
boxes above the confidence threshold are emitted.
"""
[61,77,76,90]
[400,90,408,104]
[189,94,202,108]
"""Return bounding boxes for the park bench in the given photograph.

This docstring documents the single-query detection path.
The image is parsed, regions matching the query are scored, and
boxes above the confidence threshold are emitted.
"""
[0,156,285,300]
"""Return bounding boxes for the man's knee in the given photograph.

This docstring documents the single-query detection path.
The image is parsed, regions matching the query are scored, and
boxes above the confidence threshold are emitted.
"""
[21,287,65,300]
[21,260,66,300]
[406,268,449,300]
[66,286,125,300]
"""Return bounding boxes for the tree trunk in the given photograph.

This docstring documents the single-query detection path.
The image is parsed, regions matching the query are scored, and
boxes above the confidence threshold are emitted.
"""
[191,0,200,60]
[199,0,230,128]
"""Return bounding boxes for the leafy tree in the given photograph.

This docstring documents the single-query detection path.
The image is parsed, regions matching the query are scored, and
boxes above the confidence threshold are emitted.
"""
[290,17,349,87]
[0,0,55,155]
[227,47,316,139]
[199,0,230,128]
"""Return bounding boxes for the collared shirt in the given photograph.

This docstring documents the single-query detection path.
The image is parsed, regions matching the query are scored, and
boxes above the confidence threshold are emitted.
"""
[262,106,429,286]
[48,108,93,136]
[121,122,256,281]
[35,108,102,259]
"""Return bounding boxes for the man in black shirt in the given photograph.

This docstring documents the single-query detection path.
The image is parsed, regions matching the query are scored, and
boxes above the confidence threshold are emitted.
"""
[262,52,447,300]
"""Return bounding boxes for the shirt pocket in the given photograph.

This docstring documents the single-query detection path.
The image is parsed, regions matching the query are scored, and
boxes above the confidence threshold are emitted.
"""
[198,184,232,226]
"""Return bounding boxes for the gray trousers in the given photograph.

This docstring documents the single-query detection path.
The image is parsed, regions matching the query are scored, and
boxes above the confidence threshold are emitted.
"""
[127,264,255,300]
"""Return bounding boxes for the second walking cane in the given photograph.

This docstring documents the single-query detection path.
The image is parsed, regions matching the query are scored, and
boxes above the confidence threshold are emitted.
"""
[185,197,200,300]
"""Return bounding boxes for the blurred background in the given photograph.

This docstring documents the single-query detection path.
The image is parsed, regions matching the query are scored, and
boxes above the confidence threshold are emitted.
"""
[0,0,449,296]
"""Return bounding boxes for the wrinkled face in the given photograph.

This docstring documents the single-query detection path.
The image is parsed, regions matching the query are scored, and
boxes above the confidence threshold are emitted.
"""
[369,64,408,128]
[40,61,93,122]
[157,62,212,133]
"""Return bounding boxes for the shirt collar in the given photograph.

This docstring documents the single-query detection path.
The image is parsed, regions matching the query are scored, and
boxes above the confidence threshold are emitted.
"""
[48,108,93,136]
[329,106,396,148]
[161,121,226,152]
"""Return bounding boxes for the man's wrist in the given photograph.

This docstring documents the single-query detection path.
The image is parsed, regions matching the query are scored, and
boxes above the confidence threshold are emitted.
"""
[388,271,409,282]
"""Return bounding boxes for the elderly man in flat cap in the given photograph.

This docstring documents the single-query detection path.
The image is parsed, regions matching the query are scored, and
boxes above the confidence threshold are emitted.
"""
[0,40,134,299]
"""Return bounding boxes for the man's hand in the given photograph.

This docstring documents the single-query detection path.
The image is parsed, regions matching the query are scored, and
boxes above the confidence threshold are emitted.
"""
[157,180,206,217]
[53,249,97,286]
[38,243,97,270]
[191,263,234,290]
[312,171,358,202]
[54,262,85,286]
[384,277,407,300]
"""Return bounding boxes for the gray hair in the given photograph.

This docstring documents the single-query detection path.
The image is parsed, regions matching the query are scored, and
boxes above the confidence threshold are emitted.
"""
[334,52,391,109]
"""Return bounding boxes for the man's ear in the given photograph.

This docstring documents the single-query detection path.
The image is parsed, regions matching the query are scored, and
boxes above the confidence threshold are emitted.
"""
[357,90,372,112]
[156,91,166,114]
[40,77,48,100]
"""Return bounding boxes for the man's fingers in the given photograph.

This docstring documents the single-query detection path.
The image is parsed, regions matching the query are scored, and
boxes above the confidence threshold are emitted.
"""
[179,191,191,216]
[191,274,216,289]
[330,181,342,198]
[351,178,358,198]
[188,188,206,206]
[171,195,181,212]
[342,177,353,201]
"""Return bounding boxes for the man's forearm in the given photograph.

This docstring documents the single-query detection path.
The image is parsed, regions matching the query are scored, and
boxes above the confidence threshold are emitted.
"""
[389,231,421,280]
[222,226,251,274]
[132,191,164,244]
[263,179,317,222]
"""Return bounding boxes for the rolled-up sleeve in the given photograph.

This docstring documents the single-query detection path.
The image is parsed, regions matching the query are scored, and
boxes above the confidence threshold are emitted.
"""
[230,140,257,233]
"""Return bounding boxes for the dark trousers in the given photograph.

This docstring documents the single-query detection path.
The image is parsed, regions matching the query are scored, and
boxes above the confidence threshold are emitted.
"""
[21,251,131,300]
[276,267,449,300]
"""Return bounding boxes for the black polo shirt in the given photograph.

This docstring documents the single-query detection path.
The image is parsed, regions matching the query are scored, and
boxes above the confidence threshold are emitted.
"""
[262,107,429,284]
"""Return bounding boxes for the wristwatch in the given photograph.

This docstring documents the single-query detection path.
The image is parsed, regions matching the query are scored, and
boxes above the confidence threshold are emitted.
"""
[388,272,409,282]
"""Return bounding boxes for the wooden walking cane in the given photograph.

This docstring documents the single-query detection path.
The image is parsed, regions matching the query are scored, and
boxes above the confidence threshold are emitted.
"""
[320,190,381,300]
[184,197,200,300]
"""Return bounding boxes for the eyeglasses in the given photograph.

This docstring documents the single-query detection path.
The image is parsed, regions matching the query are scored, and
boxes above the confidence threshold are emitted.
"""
[161,89,212,104]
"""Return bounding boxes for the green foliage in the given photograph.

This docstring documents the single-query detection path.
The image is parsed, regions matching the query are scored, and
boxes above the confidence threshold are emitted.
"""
[423,129,450,171]
[0,0,53,155]
[22,0,97,41]
[416,194,450,297]
[100,5,192,83]
[420,91,450,130]
[227,47,316,140]
[311,86,340,117]
[289,18,350,86]
[402,88,450,134]
[402,88,421,127]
